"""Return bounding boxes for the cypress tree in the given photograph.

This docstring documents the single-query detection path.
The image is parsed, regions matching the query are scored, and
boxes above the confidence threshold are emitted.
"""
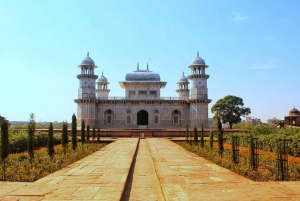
[71,114,77,151]
[1,119,9,181]
[92,127,96,141]
[81,119,85,144]
[47,122,55,159]
[209,130,214,150]
[217,117,224,157]
[27,113,35,164]
[193,125,198,144]
[62,121,68,155]
[200,124,204,148]
[97,128,100,142]
[185,124,189,143]
[86,125,90,143]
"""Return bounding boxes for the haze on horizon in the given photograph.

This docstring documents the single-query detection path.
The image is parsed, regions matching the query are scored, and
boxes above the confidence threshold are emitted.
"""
[1,0,300,123]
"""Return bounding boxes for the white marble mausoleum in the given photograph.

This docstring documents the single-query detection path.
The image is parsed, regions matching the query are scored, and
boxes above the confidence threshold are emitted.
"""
[74,52,212,129]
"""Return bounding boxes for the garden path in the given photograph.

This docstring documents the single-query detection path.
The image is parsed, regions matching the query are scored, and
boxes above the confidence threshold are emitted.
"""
[0,138,300,200]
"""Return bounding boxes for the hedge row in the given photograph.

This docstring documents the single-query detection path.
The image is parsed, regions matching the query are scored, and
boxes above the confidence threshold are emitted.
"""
[225,126,300,157]
[5,130,62,154]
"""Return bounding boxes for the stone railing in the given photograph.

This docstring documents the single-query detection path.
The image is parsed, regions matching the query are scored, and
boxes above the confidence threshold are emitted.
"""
[96,96,187,101]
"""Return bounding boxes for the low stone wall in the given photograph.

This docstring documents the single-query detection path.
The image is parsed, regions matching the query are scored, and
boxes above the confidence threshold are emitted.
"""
[32,128,247,137]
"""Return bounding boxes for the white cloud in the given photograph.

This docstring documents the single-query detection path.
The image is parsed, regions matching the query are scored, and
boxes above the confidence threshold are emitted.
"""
[250,60,279,70]
[233,12,248,23]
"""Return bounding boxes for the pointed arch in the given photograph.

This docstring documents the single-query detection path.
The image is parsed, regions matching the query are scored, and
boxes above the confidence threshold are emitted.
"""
[137,110,148,125]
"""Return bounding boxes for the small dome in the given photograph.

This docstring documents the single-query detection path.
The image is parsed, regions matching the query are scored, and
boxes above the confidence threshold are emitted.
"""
[289,107,300,116]
[125,63,160,81]
[97,72,109,83]
[80,52,95,65]
[178,73,188,82]
[190,51,205,66]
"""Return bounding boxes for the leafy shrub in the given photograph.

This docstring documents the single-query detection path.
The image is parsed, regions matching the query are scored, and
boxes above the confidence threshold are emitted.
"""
[225,127,300,156]
[4,131,61,154]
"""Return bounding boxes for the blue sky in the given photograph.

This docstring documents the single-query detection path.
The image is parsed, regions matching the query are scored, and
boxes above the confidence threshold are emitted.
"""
[1,0,300,123]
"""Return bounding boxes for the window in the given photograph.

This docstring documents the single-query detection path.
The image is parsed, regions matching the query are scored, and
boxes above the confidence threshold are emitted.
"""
[154,110,159,114]
[150,91,157,97]
[127,115,131,124]
[138,91,147,97]
[173,116,179,125]
[107,116,112,124]
[129,91,135,97]
[154,116,159,124]
[105,110,113,125]
[172,110,181,125]
[127,109,131,113]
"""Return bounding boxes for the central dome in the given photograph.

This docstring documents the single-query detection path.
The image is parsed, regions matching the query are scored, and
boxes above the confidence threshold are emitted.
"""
[126,70,161,81]
[125,63,161,81]
[190,51,205,66]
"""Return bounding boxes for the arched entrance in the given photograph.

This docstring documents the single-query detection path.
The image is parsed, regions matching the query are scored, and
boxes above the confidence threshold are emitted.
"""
[137,110,148,125]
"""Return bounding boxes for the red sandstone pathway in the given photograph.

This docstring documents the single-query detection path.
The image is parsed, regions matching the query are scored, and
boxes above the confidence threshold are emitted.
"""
[0,138,300,200]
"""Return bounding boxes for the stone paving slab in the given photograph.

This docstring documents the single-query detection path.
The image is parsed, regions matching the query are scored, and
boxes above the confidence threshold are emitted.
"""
[147,138,300,201]
[1,138,300,200]
[0,138,138,200]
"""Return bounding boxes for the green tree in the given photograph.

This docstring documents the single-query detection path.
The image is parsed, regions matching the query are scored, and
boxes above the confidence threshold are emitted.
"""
[27,113,35,164]
[87,125,90,143]
[209,130,214,150]
[211,95,251,129]
[200,124,204,148]
[71,114,77,151]
[267,117,281,126]
[62,121,68,155]
[81,120,85,144]
[1,118,9,181]
[217,117,224,157]
[97,128,100,142]
[185,124,189,143]
[92,127,96,141]
[47,122,55,159]
[193,125,198,144]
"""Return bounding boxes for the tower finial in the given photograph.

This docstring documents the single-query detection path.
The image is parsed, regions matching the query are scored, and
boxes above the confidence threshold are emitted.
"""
[87,51,89,57]
[147,63,149,70]
[183,72,184,76]
[137,63,139,70]
[102,71,103,76]
[197,51,199,57]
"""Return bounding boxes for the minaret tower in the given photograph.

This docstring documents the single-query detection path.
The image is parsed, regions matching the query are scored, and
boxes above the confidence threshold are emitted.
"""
[96,72,110,99]
[74,52,98,128]
[187,51,211,128]
[176,72,189,99]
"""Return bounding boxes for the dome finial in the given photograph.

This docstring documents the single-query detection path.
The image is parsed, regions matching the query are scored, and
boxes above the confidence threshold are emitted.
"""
[147,63,149,70]
[137,63,139,70]
[197,51,199,57]
[87,51,89,57]
[183,72,184,76]
[102,71,103,76]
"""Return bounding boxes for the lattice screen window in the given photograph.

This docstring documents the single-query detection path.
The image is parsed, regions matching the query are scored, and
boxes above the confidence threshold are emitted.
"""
[150,91,157,97]
[129,91,135,97]
[154,116,159,124]
[127,115,131,124]
[107,116,112,124]
[173,116,179,125]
